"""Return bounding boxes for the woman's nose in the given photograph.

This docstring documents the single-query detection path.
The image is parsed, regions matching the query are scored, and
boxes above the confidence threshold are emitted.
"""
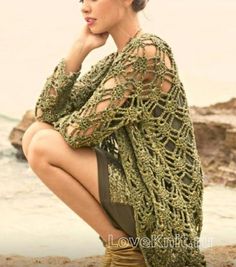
[81,1,91,14]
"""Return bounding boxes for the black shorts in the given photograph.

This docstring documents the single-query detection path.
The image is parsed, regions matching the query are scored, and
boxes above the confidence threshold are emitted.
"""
[94,147,137,239]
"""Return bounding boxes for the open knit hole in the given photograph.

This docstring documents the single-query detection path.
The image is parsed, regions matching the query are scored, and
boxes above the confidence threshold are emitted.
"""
[160,51,173,94]
[187,132,193,143]
[183,194,190,203]
[49,87,57,97]
[152,105,163,117]
[178,94,185,106]
[172,117,183,130]
[164,52,172,69]
[194,211,198,219]
[169,204,174,213]
[164,178,172,192]
[186,153,194,165]
[66,125,76,135]
[182,174,192,185]
[66,123,98,137]
[162,76,172,93]
[35,107,43,117]
[165,139,176,152]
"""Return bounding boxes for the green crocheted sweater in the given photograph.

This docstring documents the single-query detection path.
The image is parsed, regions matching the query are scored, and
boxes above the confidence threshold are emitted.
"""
[35,33,206,267]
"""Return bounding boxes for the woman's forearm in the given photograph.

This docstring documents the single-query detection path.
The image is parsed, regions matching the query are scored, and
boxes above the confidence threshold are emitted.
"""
[34,26,109,124]
[34,41,91,123]
[64,40,91,74]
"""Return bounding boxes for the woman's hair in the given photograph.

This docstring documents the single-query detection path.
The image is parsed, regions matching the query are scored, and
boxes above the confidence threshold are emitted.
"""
[132,0,148,12]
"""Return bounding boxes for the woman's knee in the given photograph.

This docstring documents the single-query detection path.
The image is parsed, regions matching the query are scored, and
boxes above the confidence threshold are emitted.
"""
[27,129,53,168]
[22,121,54,158]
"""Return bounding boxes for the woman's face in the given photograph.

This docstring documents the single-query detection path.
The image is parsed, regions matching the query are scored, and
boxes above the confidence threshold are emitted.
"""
[80,0,128,34]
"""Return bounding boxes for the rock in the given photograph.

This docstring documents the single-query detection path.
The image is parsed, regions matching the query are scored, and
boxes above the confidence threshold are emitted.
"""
[225,179,236,188]
[8,110,36,160]
[190,97,236,188]
[202,244,236,267]
[210,97,236,111]
[226,129,236,149]
[217,165,236,188]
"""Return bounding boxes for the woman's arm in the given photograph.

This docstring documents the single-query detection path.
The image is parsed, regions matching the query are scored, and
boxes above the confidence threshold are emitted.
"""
[34,59,82,125]
[52,39,164,149]
[34,26,110,124]
[34,52,114,124]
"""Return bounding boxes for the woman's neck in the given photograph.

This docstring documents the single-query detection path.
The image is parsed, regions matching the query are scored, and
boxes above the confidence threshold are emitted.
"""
[109,14,142,53]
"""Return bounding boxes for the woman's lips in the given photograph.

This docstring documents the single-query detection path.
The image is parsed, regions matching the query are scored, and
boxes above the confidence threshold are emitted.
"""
[85,18,97,26]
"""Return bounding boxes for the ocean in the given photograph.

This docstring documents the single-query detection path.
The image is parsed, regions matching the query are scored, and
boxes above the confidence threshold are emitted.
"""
[0,0,236,259]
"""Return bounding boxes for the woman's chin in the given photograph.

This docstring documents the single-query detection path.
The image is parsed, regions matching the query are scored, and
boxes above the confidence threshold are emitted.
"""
[90,26,109,35]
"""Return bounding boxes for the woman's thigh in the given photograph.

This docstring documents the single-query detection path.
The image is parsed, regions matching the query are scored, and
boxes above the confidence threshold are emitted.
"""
[27,129,101,204]
[22,121,54,158]
[28,129,136,237]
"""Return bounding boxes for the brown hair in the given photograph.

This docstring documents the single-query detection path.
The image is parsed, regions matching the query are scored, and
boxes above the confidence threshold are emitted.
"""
[132,0,148,12]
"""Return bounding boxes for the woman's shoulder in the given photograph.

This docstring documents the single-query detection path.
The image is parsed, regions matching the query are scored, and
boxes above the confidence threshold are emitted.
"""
[133,32,173,54]
[92,32,174,68]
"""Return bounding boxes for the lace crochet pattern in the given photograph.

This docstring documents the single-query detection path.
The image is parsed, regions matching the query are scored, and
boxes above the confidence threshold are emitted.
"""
[35,33,206,267]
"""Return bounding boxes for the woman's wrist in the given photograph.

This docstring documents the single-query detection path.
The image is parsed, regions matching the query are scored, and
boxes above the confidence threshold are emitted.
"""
[65,41,92,74]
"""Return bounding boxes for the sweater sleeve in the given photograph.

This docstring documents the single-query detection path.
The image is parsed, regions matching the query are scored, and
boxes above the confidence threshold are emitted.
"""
[52,41,158,149]
[34,54,114,124]
[34,59,80,124]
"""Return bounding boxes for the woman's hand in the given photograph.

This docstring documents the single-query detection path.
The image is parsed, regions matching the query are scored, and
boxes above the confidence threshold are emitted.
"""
[77,25,109,51]
[64,25,109,73]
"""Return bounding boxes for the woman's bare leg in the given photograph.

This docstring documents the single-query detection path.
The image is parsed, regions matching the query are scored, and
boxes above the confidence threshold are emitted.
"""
[25,128,129,243]
[22,121,54,158]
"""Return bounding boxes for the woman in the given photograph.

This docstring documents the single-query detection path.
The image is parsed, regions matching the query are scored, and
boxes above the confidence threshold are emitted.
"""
[22,0,207,266]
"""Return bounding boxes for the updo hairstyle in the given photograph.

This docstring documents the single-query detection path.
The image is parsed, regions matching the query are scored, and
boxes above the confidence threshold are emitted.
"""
[131,0,148,12]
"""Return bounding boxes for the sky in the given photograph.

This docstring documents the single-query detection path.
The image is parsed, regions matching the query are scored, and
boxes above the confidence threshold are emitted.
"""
[0,0,235,120]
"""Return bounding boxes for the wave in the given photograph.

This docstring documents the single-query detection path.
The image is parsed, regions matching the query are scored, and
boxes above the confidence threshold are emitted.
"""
[0,113,21,160]
[0,148,16,159]
[0,113,20,123]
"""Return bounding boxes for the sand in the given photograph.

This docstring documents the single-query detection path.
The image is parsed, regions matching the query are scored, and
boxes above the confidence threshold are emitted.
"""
[0,244,236,267]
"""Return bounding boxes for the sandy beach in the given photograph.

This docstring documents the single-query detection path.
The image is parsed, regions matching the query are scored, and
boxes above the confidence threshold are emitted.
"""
[1,244,236,267]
